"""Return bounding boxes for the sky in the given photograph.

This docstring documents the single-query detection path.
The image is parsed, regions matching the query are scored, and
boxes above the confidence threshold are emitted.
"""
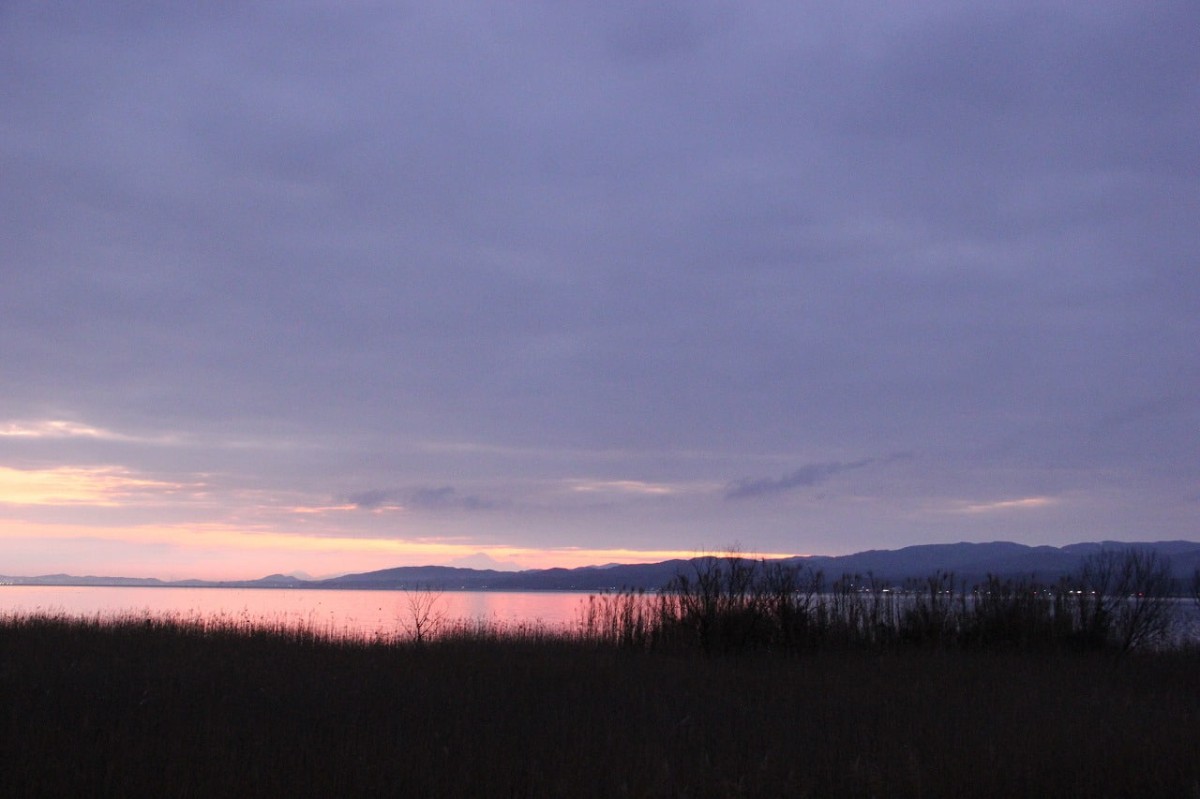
[1,2,1197,580]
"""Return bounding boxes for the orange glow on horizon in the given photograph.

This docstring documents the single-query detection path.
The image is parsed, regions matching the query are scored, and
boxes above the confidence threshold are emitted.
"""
[0,466,186,506]
[0,520,800,580]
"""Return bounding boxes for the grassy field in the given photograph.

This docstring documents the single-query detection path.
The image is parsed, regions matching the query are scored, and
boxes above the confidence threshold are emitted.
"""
[1,613,1198,797]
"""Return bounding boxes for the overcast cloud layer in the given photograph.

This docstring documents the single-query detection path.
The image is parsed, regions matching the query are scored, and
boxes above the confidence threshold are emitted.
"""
[1,2,1197,578]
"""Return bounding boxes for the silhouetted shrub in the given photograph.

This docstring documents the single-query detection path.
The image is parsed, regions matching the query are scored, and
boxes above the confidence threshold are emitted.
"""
[963,576,1070,651]
[897,571,962,647]
[1066,548,1176,652]
[591,547,1188,656]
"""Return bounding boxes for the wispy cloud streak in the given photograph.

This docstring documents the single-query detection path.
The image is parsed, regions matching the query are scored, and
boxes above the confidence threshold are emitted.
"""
[957,497,1057,514]
[341,487,496,512]
[725,459,876,500]
[0,420,116,439]
[725,453,912,500]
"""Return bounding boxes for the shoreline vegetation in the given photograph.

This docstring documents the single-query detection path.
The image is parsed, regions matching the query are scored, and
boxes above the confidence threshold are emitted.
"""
[3,550,1199,796]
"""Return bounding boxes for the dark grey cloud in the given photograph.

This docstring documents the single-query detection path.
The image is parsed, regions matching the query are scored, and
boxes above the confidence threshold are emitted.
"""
[408,487,497,512]
[726,453,913,500]
[727,460,877,501]
[344,490,397,511]
[343,487,497,512]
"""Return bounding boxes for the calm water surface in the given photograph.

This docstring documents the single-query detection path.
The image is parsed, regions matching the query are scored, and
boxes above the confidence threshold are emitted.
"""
[0,586,592,638]
[3,585,1197,643]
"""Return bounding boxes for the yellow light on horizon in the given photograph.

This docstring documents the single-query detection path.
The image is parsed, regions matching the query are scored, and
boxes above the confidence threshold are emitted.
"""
[0,519,802,580]
[0,466,183,506]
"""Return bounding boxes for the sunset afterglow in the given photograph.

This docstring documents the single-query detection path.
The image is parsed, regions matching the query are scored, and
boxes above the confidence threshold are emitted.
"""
[0,466,186,507]
[1,3,1195,581]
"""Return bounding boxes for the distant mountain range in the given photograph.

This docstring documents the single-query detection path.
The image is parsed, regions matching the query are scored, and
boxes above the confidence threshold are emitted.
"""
[4,540,1199,592]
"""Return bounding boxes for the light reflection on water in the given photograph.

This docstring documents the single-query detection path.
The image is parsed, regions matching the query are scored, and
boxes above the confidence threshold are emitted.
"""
[0,586,591,639]
[2,585,1198,644]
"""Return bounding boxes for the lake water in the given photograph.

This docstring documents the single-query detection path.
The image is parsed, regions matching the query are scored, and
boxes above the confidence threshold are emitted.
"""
[3,585,1198,644]
[0,586,592,639]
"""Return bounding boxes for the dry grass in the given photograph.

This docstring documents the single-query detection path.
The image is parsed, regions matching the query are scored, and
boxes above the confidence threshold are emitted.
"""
[1,612,1198,797]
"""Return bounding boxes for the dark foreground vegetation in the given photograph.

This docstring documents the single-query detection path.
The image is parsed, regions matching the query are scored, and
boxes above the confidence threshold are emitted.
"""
[580,547,1197,656]
[2,614,1200,798]
[2,548,1198,797]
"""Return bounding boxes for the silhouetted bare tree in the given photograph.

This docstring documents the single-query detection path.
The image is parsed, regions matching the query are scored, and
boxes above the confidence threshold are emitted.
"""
[399,587,445,644]
[1075,548,1175,652]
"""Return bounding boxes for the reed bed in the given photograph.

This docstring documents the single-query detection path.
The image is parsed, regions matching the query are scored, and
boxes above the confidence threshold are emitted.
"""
[2,605,1199,797]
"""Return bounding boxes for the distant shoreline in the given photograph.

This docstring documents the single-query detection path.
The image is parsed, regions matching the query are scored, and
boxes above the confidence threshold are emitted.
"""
[4,538,1198,592]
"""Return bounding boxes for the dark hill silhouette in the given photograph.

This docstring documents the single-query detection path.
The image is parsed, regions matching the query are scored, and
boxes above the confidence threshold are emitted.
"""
[314,540,1200,591]
[4,540,1197,591]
